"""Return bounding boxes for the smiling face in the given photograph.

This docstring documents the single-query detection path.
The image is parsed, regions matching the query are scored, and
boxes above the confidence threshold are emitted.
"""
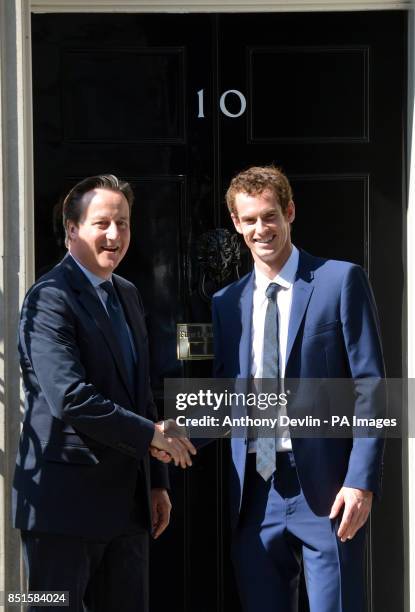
[67,188,130,279]
[231,189,295,279]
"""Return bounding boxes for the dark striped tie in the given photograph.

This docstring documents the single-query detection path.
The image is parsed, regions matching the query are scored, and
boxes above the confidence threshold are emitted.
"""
[100,281,136,392]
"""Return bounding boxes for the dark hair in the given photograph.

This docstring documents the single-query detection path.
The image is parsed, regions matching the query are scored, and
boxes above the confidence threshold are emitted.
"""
[62,174,134,245]
[226,165,293,216]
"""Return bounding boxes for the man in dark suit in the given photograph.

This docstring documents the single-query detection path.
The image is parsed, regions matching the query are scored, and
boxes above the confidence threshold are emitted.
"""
[212,166,385,611]
[13,175,195,612]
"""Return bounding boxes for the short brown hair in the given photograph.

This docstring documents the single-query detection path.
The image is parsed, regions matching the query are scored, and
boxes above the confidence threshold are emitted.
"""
[226,165,293,216]
[62,174,134,245]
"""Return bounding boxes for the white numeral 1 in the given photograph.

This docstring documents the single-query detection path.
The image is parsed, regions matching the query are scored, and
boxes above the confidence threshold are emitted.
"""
[197,89,205,118]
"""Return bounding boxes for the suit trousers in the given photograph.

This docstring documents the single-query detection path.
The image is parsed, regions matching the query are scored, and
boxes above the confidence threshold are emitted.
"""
[21,504,149,612]
[232,453,367,612]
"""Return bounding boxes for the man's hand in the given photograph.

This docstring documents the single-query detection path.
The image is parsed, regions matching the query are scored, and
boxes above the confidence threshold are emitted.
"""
[151,420,196,468]
[151,488,172,539]
[149,447,172,463]
[329,486,373,542]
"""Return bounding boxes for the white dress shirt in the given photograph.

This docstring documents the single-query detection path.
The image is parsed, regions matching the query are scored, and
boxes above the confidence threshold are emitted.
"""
[249,245,299,452]
[69,253,111,311]
[69,253,137,361]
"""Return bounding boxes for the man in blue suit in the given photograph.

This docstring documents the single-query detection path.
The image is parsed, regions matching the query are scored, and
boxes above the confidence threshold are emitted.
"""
[212,166,385,611]
[13,175,195,612]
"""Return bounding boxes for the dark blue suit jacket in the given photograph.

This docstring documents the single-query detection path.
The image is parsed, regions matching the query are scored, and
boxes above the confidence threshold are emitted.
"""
[13,254,168,539]
[212,250,385,526]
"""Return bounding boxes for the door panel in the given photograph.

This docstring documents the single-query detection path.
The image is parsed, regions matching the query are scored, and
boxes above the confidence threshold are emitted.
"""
[32,11,406,612]
[61,49,186,142]
[249,47,369,143]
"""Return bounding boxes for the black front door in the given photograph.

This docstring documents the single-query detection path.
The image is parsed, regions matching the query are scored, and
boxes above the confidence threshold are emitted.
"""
[32,11,406,612]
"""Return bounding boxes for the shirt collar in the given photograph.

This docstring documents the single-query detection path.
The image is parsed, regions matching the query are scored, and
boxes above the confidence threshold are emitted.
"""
[69,253,112,288]
[254,245,299,292]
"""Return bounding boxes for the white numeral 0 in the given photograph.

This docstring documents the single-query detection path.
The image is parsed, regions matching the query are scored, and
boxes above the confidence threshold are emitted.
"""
[219,90,247,118]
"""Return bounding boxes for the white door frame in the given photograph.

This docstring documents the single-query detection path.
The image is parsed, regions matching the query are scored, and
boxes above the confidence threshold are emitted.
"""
[0,1,412,609]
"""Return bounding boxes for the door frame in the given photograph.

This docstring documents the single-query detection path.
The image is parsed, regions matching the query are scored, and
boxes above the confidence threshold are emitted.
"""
[0,1,412,610]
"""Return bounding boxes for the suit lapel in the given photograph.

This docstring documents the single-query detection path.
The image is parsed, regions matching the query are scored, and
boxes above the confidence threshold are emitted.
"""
[231,273,254,499]
[238,272,254,379]
[286,251,314,367]
[63,256,136,405]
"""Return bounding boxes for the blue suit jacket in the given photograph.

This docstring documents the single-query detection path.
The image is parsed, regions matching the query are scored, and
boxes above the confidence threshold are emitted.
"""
[13,254,168,539]
[212,250,385,525]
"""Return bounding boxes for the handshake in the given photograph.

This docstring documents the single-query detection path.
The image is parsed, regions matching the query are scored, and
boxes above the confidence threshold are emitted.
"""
[150,420,196,468]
